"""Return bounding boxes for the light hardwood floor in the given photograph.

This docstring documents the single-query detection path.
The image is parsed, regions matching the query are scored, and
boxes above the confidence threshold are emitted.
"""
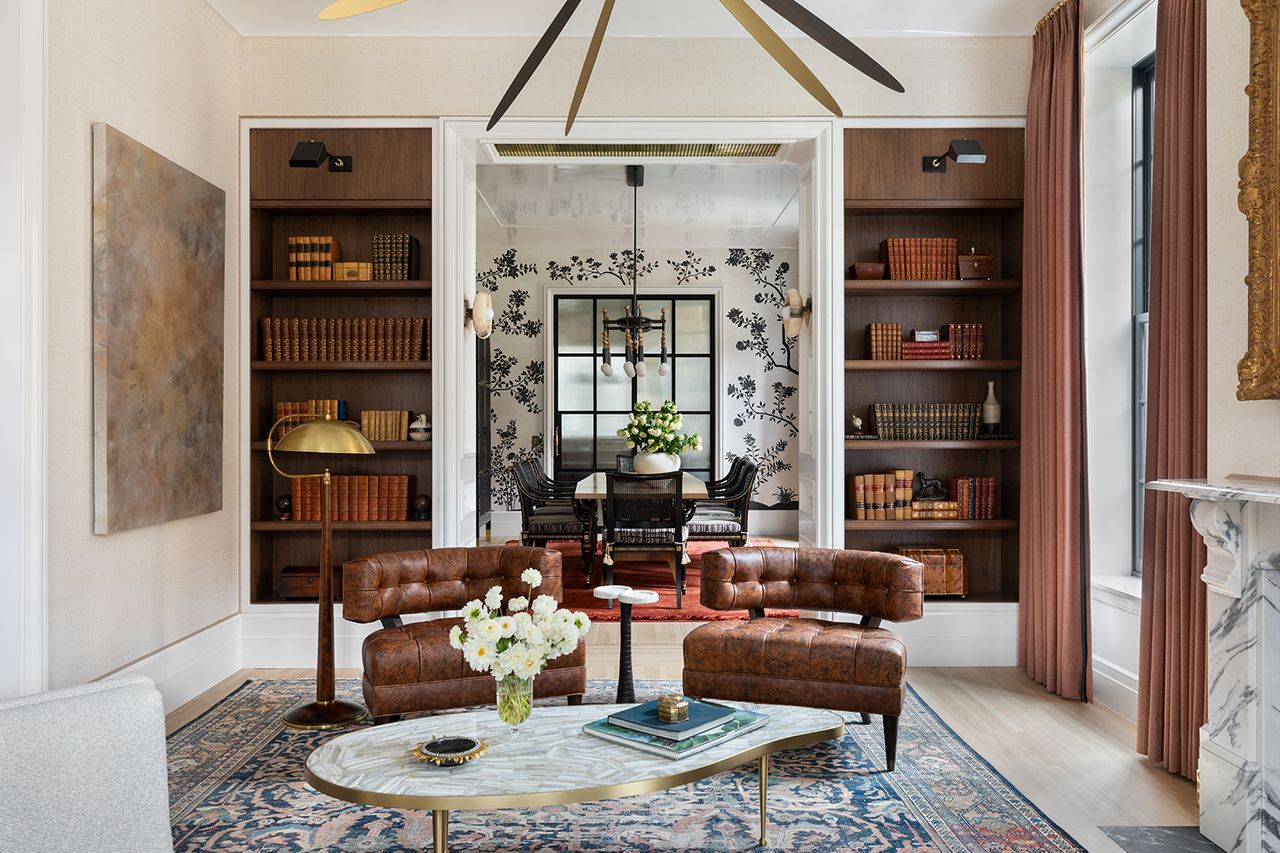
[167,659,1194,852]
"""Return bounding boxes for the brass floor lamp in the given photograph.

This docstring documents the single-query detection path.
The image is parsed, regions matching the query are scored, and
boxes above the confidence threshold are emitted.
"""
[268,413,375,730]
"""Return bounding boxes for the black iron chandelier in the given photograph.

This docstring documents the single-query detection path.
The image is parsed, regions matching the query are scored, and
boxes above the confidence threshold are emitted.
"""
[600,165,666,380]
[318,0,905,134]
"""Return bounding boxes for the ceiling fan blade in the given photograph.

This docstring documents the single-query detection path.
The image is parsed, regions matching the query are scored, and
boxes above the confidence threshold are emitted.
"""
[318,0,407,21]
[757,0,905,93]
[565,0,618,135]
[718,0,843,117]
[488,0,586,131]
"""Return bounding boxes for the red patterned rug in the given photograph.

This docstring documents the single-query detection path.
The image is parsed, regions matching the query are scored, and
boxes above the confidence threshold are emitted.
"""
[528,538,799,622]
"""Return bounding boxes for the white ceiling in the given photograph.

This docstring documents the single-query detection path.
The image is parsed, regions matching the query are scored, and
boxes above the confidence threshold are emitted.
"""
[206,0,1053,38]
[476,163,799,249]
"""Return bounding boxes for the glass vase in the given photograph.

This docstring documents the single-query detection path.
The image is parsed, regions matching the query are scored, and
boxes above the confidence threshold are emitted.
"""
[496,674,534,736]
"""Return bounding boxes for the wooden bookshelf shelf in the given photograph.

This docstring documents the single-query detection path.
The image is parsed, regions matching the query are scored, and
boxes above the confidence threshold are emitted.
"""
[251,520,432,533]
[251,361,431,372]
[844,199,1023,213]
[250,198,431,213]
[252,441,431,452]
[251,280,431,295]
[844,439,1018,450]
[844,359,1020,371]
[844,280,1021,296]
[844,519,1019,532]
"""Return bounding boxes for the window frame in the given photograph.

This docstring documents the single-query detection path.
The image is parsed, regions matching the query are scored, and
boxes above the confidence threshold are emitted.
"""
[1131,52,1156,577]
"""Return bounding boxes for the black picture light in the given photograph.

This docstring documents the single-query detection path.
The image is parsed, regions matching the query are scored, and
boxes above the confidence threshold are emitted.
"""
[923,138,988,173]
[289,140,353,172]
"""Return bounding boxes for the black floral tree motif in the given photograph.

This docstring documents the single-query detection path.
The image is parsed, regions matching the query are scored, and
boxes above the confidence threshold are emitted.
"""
[495,289,543,338]
[546,251,659,287]
[668,251,716,286]
[489,348,544,414]
[727,375,798,436]
[724,249,798,374]
[490,417,542,511]
[732,435,796,510]
[477,248,537,293]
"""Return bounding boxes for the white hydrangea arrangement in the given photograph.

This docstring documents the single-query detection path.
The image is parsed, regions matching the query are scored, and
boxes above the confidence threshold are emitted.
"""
[448,567,591,684]
[616,400,703,456]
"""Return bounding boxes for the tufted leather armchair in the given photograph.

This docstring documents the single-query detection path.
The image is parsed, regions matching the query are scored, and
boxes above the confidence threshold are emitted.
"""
[682,547,923,770]
[344,545,586,722]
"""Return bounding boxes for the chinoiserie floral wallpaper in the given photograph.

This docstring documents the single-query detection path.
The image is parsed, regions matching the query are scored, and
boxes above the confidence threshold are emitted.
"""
[478,246,800,514]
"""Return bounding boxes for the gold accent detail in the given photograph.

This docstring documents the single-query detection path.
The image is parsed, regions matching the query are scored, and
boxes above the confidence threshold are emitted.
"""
[658,693,690,723]
[432,809,449,853]
[759,753,769,847]
[717,0,842,117]
[304,717,844,811]
[1238,0,1280,400]
[411,737,490,766]
[266,413,375,480]
[566,0,616,135]
[1035,0,1072,35]
[318,0,407,21]
[492,143,783,159]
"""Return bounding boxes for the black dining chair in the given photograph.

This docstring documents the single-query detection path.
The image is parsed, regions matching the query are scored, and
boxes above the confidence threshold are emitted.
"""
[616,454,636,473]
[688,459,758,547]
[603,471,689,609]
[512,460,598,586]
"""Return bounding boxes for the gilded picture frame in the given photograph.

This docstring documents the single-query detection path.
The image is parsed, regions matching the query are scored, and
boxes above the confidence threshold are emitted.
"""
[1237,0,1280,400]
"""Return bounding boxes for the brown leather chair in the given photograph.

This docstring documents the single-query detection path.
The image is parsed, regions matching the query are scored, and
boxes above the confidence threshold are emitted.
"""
[682,547,923,770]
[343,545,587,722]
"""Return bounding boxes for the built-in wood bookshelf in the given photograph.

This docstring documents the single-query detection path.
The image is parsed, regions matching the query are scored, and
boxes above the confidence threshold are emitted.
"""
[843,127,1024,602]
[248,127,433,604]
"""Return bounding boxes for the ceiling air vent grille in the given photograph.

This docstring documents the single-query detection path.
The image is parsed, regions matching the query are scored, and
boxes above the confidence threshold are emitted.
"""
[492,143,783,159]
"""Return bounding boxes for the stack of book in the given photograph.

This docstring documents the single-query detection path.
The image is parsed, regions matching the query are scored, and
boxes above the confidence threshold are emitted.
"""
[944,323,986,359]
[360,410,410,441]
[867,323,902,360]
[870,402,981,441]
[947,477,998,520]
[260,317,428,362]
[582,699,769,760]
[910,500,960,520]
[372,234,420,281]
[881,237,959,280]
[290,474,412,522]
[897,547,969,596]
[287,236,341,281]
[849,469,915,520]
[273,399,347,440]
[901,340,953,360]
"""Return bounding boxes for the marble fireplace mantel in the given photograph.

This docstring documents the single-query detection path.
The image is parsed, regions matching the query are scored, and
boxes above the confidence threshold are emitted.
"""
[1146,478,1280,853]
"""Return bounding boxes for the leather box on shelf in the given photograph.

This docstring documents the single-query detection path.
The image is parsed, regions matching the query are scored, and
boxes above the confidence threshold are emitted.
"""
[957,254,994,280]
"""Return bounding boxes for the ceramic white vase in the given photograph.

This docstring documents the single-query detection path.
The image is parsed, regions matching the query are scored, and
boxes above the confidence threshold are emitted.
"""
[982,381,1001,435]
[633,452,681,474]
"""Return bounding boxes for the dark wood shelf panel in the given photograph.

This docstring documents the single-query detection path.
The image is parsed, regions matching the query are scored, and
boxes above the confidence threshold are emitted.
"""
[926,592,1020,604]
[252,440,431,452]
[844,359,1020,371]
[844,519,1019,531]
[251,280,431,295]
[252,361,431,372]
[845,439,1018,450]
[251,520,432,532]
[250,198,431,213]
[845,280,1021,296]
[844,199,1023,213]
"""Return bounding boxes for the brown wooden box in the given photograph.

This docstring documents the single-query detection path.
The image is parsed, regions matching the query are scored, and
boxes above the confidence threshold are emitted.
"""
[958,254,994,280]
[277,565,344,601]
[334,262,373,281]
[897,547,968,597]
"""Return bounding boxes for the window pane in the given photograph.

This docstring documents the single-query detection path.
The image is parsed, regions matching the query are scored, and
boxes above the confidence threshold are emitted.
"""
[675,300,713,354]
[674,357,712,411]
[681,414,712,470]
[560,414,594,471]
[557,357,595,411]
[595,414,630,468]
[596,364,632,411]
[557,298,594,354]
[636,363,674,406]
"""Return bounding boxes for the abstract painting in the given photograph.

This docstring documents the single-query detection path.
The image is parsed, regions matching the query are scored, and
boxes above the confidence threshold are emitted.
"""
[92,123,225,534]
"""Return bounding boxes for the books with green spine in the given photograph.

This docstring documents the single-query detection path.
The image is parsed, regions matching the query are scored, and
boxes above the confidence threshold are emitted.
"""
[582,707,769,760]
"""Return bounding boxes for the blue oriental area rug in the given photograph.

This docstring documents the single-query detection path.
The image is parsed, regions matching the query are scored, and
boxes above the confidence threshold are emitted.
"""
[168,679,1084,852]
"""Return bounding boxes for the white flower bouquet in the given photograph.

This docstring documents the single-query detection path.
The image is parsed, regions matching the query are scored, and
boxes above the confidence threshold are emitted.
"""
[449,567,591,733]
[616,400,703,456]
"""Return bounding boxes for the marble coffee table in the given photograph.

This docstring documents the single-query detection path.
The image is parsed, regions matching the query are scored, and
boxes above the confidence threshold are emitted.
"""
[305,702,844,851]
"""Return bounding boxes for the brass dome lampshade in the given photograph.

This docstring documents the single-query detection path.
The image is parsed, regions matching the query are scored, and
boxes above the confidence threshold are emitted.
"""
[267,413,375,731]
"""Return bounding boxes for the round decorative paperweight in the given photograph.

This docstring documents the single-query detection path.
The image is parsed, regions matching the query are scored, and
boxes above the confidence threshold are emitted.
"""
[411,735,489,767]
[658,693,690,723]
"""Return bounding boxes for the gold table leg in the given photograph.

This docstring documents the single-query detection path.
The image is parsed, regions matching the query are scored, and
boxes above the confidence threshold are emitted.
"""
[432,809,449,853]
[759,754,769,847]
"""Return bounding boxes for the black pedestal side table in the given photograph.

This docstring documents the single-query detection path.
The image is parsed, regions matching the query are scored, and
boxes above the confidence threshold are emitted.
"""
[592,585,659,704]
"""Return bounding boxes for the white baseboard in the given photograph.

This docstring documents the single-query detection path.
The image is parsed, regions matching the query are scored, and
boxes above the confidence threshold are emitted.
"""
[826,600,1019,666]
[1092,655,1139,721]
[110,615,243,713]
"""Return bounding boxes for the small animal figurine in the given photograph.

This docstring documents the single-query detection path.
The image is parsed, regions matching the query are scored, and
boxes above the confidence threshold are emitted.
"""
[914,473,948,501]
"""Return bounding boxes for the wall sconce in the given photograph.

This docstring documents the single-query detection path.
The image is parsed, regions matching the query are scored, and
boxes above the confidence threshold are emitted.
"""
[465,292,495,340]
[289,139,353,173]
[923,138,987,173]
[783,288,812,337]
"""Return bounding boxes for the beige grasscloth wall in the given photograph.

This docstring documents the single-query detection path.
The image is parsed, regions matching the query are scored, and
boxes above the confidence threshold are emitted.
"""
[240,36,1032,118]
[1206,3,1280,478]
[47,0,241,686]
